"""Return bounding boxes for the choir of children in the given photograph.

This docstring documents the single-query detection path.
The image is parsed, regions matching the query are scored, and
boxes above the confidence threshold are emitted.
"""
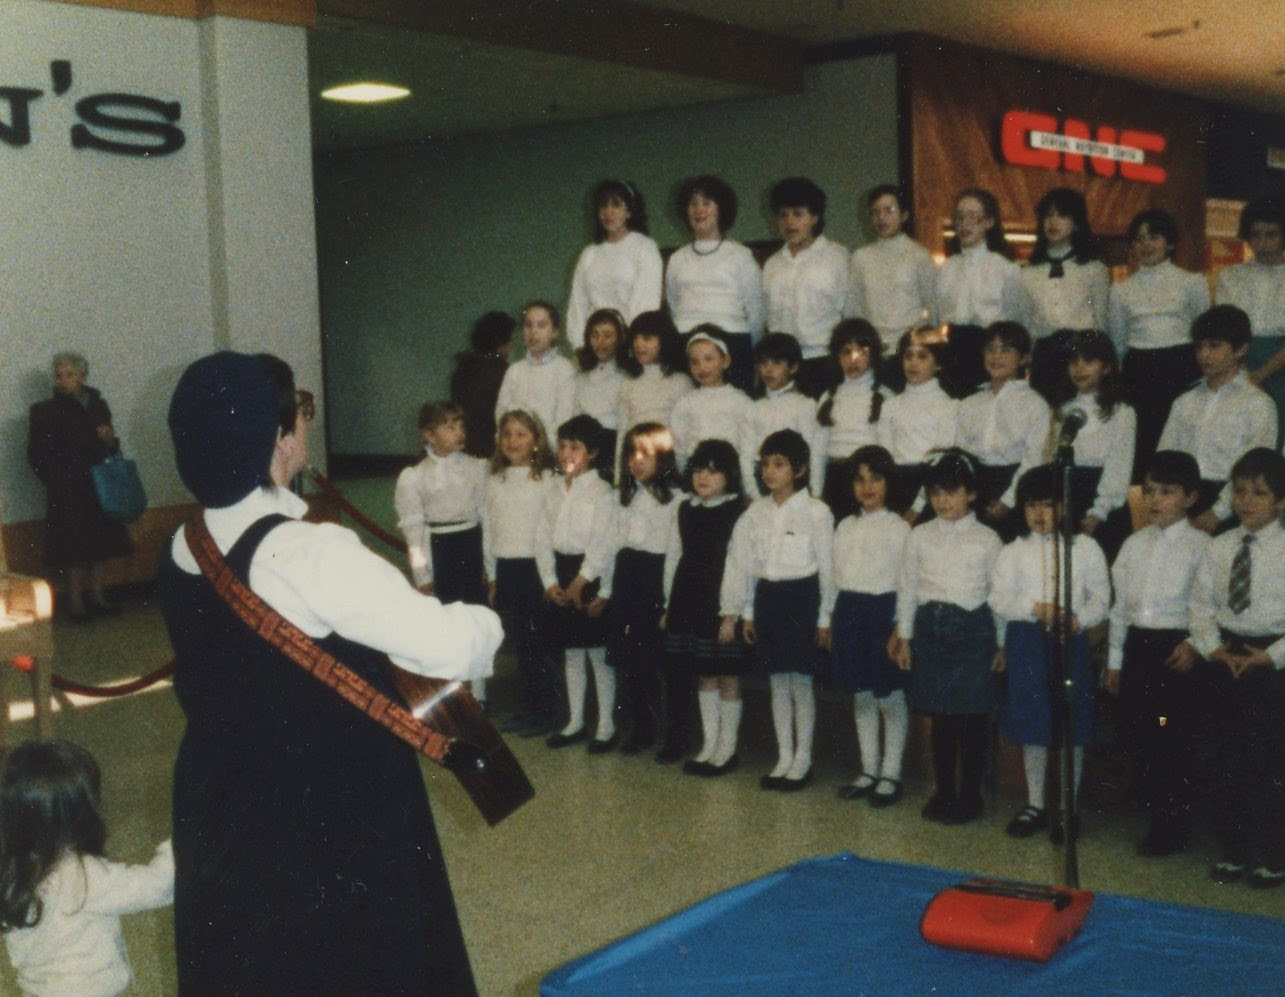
[396,183,1285,894]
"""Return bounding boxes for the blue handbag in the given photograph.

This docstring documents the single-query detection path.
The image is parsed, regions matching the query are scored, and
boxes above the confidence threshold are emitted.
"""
[91,452,147,523]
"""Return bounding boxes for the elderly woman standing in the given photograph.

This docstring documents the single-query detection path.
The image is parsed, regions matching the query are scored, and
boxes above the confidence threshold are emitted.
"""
[27,352,132,619]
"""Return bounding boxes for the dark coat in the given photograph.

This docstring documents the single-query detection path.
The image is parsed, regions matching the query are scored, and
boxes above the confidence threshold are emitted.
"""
[26,388,132,568]
[160,515,476,996]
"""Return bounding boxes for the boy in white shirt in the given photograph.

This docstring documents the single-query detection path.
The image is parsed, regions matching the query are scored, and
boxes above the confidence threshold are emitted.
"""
[1106,451,1207,858]
[1157,305,1278,530]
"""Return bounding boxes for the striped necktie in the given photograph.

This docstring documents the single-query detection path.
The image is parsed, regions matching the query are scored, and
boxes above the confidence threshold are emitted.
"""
[1228,533,1253,615]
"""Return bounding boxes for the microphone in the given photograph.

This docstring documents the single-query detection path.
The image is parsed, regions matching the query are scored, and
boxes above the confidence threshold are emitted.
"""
[1058,408,1088,445]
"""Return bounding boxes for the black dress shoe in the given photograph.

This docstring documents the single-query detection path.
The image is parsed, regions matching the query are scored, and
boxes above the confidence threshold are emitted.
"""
[946,796,984,825]
[587,733,619,754]
[868,779,903,808]
[779,768,813,792]
[1210,860,1247,884]
[682,758,714,776]
[921,794,954,823]
[1247,866,1285,889]
[837,775,877,800]
[1136,832,1187,857]
[546,729,587,748]
[655,743,687,764]
[760,773,788,791]
[706,754,740,776]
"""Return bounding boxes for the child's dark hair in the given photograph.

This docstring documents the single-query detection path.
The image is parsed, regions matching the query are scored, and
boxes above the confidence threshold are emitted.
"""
[754,332,803,367]
[592,179,648,240]
[1238,197,1285,241]
[556,413,605,452]
[848,444,908,515]
[923,447,981,499]
[575,308,628,372]
[1127,209,1179,252]
[418,400,463,431]
[946,188,1013,259]
[984,321,1032,377]
[1190,304,1252,351]
[1030,187,1099,264]
[897,324,952,392]
[1014,463,1059,534]
[867,183,912,235]
[470,311,516,354]
[818,319,884,428]
[685,437,743,498]
[677,175,737,232]
[619,422,680,506]
[1145,450,1201,495]
[489,409,555,478]
[759,428,810,480]
[521,299,562,332]
[1053,328,1122,416]
[1230,447,1285,500]
[622,310,686,377]
[0,740,106,932]
[769,177,826,234]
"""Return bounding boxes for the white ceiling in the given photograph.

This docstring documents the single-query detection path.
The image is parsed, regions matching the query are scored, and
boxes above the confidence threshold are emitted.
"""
[308,1,1285,152]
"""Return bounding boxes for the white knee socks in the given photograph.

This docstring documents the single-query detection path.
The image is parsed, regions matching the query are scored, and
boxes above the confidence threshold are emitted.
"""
[853,691,881,778]
[879,691,908,782]
[562,650,587,736]
[710,698,742,767]
[694,689,720,764]
[588,647,614,741]
[769,674,794,777]
[1024,745,1048,810]
[786,673,815,780]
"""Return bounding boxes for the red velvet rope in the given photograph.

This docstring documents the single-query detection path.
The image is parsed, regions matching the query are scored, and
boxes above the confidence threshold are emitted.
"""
[45,660,175,698]
[307,468,408,553]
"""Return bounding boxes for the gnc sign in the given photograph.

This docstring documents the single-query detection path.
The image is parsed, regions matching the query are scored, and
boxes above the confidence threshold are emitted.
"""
[1000,110,1166,184]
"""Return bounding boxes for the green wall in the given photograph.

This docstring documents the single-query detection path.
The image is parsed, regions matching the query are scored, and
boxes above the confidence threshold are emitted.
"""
[313,56,898,456]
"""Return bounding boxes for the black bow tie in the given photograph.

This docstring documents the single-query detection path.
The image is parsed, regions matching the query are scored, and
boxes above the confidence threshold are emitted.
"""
[1048,259,1065,279]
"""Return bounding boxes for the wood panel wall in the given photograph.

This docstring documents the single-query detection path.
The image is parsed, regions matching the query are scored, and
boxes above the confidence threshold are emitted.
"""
[903,36,1208,270]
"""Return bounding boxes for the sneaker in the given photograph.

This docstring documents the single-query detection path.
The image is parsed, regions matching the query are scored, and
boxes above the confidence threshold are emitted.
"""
[1005,806,1048,838]
[1247,866,1284,890]
[1210,860,1247,884]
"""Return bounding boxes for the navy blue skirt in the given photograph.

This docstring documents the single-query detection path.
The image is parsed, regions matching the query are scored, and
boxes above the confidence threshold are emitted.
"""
[831,591,905,696]
[548,551,608,650]
[911,601,998,715]
[999,620,1093,746]
[429,525,486,605]
[607,548,664,670]
[753,575,822,676]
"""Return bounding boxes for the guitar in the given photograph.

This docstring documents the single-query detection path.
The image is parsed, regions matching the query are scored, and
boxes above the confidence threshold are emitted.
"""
[388,668,534,826]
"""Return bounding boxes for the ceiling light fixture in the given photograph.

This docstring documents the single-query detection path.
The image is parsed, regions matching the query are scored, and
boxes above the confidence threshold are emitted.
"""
[321,83,411,104]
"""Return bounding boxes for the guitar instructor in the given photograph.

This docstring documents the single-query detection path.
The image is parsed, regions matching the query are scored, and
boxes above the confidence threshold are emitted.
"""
[160,351,502,995]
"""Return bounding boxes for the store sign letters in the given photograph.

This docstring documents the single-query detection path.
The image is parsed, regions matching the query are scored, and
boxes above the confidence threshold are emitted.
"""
[1001,110,1165,184]
[0,60,184,157]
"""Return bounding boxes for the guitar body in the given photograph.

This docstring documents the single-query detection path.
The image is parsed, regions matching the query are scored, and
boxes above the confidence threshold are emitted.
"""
[388,665,534,826]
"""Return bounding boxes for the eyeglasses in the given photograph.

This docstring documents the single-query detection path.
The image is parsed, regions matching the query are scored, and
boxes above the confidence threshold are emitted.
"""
[296,390,316,423]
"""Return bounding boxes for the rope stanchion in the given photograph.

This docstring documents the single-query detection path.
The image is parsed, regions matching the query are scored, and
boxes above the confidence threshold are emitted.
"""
[307,468,408,554]
[46,660,175,698]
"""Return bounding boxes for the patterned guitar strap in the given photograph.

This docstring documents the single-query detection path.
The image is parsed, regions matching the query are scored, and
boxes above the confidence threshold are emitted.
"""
[183,514,455,766]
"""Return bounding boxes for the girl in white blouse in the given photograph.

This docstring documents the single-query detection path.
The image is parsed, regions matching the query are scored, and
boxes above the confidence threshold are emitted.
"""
[1020,188,1110,402]
[878,325,959,517]
[609,423,682,753]
[668,327,754,474]
[831,445,912,808]
[566,180,663,349]
[666,175,765,392]
[1047,329,1136,562]
[574,308,628,482]
[1106,209,1210,478]
[816,319,887,521]
[934,188,1023,396]
[990,466,1110,839]
[616,310,693,471]
[486,409,559,736]
[1,741,173,997]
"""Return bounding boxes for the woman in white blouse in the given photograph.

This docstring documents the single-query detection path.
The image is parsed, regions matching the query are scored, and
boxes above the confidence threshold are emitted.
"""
[1107,209,1210,479]
[566,180,664,349]
[1020,188,1110,402]
[1215,197,1285,445]
[665,174,765,393]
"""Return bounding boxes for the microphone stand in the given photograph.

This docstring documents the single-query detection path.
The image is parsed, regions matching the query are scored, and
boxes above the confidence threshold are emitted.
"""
[1052,434,1079,888]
